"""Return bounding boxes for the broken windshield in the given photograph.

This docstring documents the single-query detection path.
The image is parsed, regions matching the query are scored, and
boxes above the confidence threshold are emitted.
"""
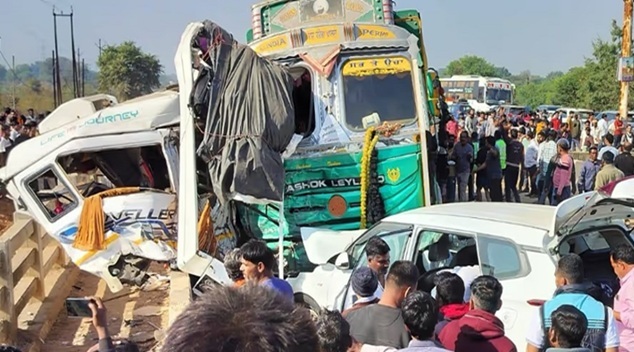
[341,56,417,131]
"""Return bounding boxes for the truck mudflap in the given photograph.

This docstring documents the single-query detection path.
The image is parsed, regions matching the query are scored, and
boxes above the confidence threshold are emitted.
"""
[53,190,178,292]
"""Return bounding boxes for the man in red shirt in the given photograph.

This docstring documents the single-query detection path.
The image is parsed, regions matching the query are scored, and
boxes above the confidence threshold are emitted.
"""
[613,113,624,148]
[438,276,516,352]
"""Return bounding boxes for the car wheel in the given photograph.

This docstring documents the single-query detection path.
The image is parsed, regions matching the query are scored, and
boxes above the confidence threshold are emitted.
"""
[294,293,321,318]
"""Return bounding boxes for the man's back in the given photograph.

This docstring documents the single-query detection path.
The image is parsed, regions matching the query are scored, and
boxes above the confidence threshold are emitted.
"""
[438,309,516,352]
[595,164,625,190]
[346,304,410,349]
[527,292,619,352]
[614,152,634,176]
[261,276,294,302]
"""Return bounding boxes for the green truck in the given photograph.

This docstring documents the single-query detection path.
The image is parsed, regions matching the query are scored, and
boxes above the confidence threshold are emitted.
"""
[235,0,445,272]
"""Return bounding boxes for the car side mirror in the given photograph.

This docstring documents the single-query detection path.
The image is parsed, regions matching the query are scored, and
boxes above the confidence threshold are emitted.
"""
[334,252,351,270]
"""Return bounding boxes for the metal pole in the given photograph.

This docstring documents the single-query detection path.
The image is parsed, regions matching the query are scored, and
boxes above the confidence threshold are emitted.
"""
[81,58,85,97]
[620,0,633,118]
[11,55,15,109]
[70,9,78,98]
[52,50,57,107]
[76,48,81,96]
[53,11,62,104]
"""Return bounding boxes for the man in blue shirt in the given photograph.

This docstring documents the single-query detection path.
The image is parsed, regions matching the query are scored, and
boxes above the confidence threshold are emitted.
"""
[577,147,601,193]
[240,239,294,302]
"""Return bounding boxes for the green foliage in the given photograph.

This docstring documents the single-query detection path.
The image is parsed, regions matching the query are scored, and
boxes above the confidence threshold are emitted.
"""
[444,55,498,77]
[97,42,163,101]
[514,20,631,110]
[0,56,100,112]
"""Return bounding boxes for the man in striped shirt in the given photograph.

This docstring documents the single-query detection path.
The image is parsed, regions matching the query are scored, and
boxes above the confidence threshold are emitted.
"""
[536,129,558,204]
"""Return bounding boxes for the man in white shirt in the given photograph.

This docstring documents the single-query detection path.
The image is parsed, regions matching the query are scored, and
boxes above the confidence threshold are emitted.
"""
[524,131,540,196]
[598,133,619,161]
[597,114,609,143]
[485,113,496,137]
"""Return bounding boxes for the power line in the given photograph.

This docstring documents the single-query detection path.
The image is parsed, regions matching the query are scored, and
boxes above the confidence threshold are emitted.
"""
[0,50,30,89]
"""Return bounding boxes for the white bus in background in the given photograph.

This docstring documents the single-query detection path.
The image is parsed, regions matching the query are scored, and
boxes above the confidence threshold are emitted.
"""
[440,75,515,112]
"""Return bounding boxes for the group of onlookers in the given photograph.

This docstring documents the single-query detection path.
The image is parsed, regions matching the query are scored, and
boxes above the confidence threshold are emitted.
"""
[0,107,43,166]
[440,107,634,206]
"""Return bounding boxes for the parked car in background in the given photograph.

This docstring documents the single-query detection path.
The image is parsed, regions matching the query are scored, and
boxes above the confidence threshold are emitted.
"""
[449,101,473,119]
[536,104,560,117]
[289,179,634,349]
[595,110,634,124]
[500,104,529,120]
[554,107,594,123]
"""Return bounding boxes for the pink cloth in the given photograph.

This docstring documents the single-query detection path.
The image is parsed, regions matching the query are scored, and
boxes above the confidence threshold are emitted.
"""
[616,267,634,352]
[446,120,458,137]
[552,154,572,195]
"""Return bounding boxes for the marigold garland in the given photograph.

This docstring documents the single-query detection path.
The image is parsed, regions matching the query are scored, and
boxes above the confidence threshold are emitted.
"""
[360,128,379,229]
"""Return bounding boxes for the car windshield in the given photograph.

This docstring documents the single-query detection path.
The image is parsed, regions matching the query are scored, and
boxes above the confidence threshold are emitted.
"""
[342,57,417,130]
[485,88,512,104]
[349,222,413,269]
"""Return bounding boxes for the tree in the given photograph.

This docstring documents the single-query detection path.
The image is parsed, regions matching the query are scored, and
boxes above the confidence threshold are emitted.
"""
[445,55,497,77]
[494,66,512,78]
[97,41,163,101]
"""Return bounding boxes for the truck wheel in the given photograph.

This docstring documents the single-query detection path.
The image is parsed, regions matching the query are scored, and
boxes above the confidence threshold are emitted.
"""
[294,293,321,318]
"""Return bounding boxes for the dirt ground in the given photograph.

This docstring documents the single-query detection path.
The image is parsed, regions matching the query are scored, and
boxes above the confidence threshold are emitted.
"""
[0,197,171,352]
[43,264,171,352]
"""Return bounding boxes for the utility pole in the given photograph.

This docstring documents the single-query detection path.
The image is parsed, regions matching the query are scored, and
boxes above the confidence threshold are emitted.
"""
[52,50,57,107]
[69,7,78,98]
[76,48,81,96]
[620,0,633,118]
[53,9,63,105]
[11,55,16,109]
[97,39,102,58]
[81,58,85,97]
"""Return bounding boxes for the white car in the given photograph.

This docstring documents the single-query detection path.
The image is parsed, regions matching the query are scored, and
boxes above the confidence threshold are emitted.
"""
[288,178,634,348]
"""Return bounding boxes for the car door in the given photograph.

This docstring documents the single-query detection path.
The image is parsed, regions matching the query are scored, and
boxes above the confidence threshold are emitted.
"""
[334,222,415,311]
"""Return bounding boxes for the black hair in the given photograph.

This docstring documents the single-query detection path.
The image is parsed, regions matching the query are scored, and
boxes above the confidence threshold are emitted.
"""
[493,130,502,140]
[589,146,598,153]
[224,248,244,281]
[401,291,438,340]
[604,133,614,144]
[386,261,419,288]
[365,236,390,258]
[485,136,496,147]
[240,239,276,270]
[527,130,535,138]
[471,132,479,141]
[557,254,584,284]
[611,244,634,265]
[510,129,518,139]
[550,305,587,348]
[434,272,465,307]
[519,127,526,134]
[0,346,21,352]
[470,275,503,313]
[459,130,469,139]
[161,285,319,352]
[538,131,547,138]
[315,310,352,352]
[114,340,139,352]
[625,143,634,153]
[548,129,558,140]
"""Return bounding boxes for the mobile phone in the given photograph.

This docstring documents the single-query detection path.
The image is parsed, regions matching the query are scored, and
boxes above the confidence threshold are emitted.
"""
[65,298,94,318]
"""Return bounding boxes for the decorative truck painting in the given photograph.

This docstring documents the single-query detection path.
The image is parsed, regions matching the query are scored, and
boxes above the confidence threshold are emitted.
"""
[1,0,450,294]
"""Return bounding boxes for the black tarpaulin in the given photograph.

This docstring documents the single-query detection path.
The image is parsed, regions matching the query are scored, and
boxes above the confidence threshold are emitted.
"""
[191,21,295,205]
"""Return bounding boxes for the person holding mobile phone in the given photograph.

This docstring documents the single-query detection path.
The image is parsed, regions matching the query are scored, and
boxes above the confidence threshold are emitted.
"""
[86,297,115,352]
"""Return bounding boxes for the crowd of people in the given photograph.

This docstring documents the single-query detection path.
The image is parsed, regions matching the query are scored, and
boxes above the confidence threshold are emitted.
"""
[0,107,44,166]
[438,108,634,205]
[159,238,632,352]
